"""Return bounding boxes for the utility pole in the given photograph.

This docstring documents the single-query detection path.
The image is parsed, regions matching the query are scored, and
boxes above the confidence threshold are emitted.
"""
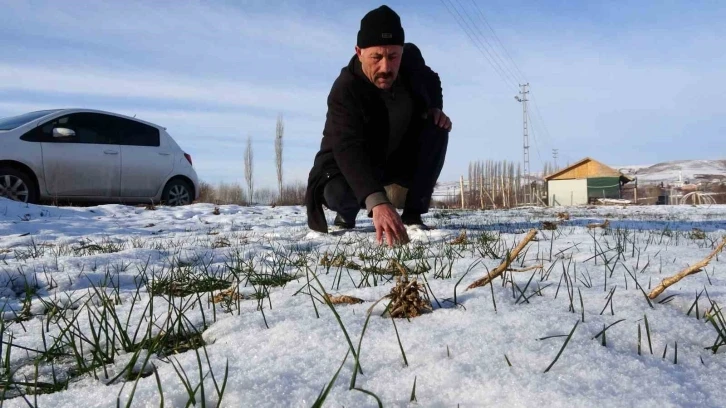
[515,83,530,204]
[552,148,558,170]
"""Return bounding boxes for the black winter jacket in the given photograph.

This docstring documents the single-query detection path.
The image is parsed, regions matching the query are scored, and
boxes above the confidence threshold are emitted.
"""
[305,43,443,233]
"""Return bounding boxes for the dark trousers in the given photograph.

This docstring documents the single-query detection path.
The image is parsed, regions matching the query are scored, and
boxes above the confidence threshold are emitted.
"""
[324,120,448,223]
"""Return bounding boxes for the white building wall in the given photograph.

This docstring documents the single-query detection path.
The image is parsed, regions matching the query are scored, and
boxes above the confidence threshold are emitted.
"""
[548,179,588,206]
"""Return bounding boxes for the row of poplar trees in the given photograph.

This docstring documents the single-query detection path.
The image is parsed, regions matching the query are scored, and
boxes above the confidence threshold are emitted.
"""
[457,160,561,209]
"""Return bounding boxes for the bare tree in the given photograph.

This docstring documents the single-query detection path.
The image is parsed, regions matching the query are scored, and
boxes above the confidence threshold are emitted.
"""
[244,135,254,204]
[275,114,284,200]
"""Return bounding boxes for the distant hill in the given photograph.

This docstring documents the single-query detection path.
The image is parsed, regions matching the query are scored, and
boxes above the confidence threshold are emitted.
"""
[434,159,726,198]
[616,159,726,185]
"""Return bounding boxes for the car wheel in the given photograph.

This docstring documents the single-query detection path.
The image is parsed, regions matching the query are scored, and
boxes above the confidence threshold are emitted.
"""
[0,167,38,204]
[161,179,192,206]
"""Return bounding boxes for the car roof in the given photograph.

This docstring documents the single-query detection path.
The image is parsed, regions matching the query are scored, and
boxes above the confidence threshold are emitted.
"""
[48,108,166,130]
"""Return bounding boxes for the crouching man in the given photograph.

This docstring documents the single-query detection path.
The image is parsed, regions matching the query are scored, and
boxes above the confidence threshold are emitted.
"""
[305,5,451,247]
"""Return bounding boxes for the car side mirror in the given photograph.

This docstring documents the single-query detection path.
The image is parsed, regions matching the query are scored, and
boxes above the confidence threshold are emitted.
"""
[52,127,75,138]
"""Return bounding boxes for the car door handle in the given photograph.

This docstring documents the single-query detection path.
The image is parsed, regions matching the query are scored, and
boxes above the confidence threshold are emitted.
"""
[158,152,171,156]
[104,150,119,155]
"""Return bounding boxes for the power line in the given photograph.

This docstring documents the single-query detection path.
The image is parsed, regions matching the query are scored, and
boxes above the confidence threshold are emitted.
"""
[525,100,549,159]
[439,0,520,92]
[460,2,557,157]
[466,0,528,83]
[528,92,554,149]
[452,0,523,87]
[526,109,544,164]
[441,0,557,181]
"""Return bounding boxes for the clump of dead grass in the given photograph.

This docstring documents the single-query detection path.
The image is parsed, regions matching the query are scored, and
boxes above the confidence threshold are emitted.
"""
[450,231,468,245]
[384,273,432,318]
[320,253,361,270]
[690,228,706,240]
[212,287,244,303]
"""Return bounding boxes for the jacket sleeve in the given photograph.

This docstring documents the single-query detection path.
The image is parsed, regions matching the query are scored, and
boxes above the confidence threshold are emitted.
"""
[403,43,443,110]
[423,65,443,110]
[424,65,443,110]
[327,80,385,206]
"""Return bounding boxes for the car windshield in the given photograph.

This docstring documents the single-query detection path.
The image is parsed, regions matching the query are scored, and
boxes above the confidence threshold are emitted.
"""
[0,110,62,131]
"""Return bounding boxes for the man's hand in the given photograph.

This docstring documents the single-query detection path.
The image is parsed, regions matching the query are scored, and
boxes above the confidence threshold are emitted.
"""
[372,204,410,247]
[430,108,452,131]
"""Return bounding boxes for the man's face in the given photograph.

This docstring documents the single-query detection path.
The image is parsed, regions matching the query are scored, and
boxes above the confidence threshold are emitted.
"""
[355,45,403,90]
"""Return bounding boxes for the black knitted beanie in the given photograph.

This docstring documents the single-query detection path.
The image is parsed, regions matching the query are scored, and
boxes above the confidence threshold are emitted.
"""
[357,5,405,48]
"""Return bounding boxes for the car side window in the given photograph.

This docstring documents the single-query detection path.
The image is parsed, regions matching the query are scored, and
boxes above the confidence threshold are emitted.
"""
[21,113,116,144]
[113,117,161,147]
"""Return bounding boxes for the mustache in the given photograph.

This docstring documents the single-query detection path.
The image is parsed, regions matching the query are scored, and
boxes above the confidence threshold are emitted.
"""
[374,72,393,80]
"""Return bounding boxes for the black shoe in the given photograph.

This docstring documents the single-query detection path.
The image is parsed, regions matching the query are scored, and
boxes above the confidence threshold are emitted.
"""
[333,214,356,229]
[401,212,432,230]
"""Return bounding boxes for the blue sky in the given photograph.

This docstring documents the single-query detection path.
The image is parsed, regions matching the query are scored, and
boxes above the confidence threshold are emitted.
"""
[1,0,724,189]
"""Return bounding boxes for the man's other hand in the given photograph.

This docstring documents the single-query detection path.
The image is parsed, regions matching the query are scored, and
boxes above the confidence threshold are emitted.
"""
[430,108,452,131]
[372,204,410,247]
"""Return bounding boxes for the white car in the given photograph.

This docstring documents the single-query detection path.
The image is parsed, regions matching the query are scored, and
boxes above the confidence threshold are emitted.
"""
[0,108,199,206]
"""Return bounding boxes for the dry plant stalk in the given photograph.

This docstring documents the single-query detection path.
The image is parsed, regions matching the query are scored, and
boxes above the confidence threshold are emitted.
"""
[467,229,538,290]
[324,294,365,305]
[587,219,610,229]
[212,287,243,303]
[389,259,408,275]
[508,264,544,273]
[648,237,726,299]
[557,212,570,221]
[385,274,432,318]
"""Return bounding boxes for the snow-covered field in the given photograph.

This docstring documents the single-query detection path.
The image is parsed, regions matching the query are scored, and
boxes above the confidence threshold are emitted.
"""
[1,198,726,407]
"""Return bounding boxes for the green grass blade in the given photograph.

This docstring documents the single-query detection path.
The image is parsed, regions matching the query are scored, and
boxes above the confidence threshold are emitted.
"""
[310,270,362,374]
[311,350,349,408]
[637,324,641,356]
[351,297,386,389]
[390,316,408,367]
[152,364,164,408]
[674,342,678,364]
[544,320,579,373]
[353,387,383,408]
[591,319,626,341]
[644,314,653,355]
[410,376,417,402]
